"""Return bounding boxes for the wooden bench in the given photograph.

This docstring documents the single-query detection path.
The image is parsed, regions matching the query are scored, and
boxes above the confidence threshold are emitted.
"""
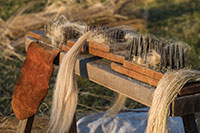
[17,30,200,133]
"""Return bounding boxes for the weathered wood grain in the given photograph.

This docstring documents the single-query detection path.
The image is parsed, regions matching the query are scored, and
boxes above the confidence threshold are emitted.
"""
[179,82,200,96]
[74,55,154,107]
[182,114,198,133]
[123,60,164,80]
[89,48,125,64]
[89,41,110,52]
[111,62,159,87]
[171,93,200,116]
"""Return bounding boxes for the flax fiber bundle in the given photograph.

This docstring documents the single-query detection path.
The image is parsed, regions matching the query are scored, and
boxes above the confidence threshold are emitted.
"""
[146,69,200,133]
[48,32,91,133]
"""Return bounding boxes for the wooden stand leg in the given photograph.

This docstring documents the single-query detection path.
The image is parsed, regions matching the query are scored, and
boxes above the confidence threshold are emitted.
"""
[68,115,77,133]
[182,114,198,133]
[17,115,35,133]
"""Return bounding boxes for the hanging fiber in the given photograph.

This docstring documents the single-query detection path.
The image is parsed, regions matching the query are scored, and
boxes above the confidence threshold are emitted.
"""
[146,69,200,133]
[48,32,91,133]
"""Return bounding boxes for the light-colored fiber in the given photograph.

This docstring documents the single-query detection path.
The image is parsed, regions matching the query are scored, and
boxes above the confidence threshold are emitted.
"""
[146,69,200,133]
[103,93,127,118]
[104,50,160,118]
[48,32,91,133]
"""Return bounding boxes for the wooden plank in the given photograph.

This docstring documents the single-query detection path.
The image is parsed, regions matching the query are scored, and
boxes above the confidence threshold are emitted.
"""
[111,62,159,87]
[171,93,200,116]
[89,48,125,64]
[67,40,87,53]
[89,41,110,52]
[123,60,163,80]
[182,114,198,133]
[16,115,35,133]
[179,82,200,96]
[61,45,71,52]
[28,31,50,44]
[75,54,154,107]
[25,36,38,51]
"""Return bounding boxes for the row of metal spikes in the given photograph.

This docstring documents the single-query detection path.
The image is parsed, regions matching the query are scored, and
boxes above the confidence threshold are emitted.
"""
[49,24,185,71]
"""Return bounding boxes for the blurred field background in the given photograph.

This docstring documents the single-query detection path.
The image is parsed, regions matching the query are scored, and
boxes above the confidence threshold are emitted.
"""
[0,0,200,132]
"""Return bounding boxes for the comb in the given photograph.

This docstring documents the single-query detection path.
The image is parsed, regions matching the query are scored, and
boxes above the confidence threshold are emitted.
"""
[43,19,188,87]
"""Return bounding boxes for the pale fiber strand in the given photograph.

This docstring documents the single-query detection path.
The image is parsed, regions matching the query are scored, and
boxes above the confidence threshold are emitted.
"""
[103,93,127,118]
[48,32,91,133]
[146,69,200,133]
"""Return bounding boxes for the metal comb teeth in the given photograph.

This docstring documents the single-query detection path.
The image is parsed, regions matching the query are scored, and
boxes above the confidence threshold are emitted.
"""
[129,36,185,72]
[86,25,127,43]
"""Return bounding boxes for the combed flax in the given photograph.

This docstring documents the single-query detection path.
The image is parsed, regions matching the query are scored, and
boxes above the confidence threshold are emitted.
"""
[48,32,91,133]
[146,69,200,133]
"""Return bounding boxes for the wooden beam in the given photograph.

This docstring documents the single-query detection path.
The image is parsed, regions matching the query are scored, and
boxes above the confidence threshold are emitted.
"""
[74,54,154,107]
[171,93,200,116]
[179,82,200,96]
[182,114,198,133]
[123,60,163,80]
[111,62,159,87]
[89,41,110,52]
[28,31,50,44]
[88,48,125,64]
[67,40,87,53]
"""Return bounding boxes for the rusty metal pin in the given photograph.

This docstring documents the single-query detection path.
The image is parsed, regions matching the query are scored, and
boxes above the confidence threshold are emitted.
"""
[164,45,169,70]
[159,47,164,72]
[176,45,180,69]
[182,47,185,68]
[169,44,174,69]
[179,46,184,68]
[138,36,143,58]
[143,36,148,62]
[133,38,138,56]
[129,37,134,60]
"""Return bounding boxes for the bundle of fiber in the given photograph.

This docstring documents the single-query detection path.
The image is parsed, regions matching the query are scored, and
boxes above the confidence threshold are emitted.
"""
[146,69,200,133]
[11,42,60,120]
[48,32,91,133]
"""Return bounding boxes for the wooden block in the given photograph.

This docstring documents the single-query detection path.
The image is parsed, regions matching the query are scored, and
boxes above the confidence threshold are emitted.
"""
[28,31,50,44]
[89,48,125,64]
[89,41,110,52]
[111,62,159,87]
[181,114,198,133]
[179,82,200,96]
[67,40,87,53]
[61,45,71,52]
[171,93,200,116]
[123,60,163,80]
[67,40,75,48]
[25,36,38,51]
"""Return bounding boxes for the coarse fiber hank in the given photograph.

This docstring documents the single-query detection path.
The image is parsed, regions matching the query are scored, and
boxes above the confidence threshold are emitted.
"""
[48,32,91,133]
[146,69,200,133]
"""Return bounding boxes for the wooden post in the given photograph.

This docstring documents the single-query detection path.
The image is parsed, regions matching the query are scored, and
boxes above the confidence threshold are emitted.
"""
[60,52,77,133]
[16,115,35,133]
[182,114,198,133]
